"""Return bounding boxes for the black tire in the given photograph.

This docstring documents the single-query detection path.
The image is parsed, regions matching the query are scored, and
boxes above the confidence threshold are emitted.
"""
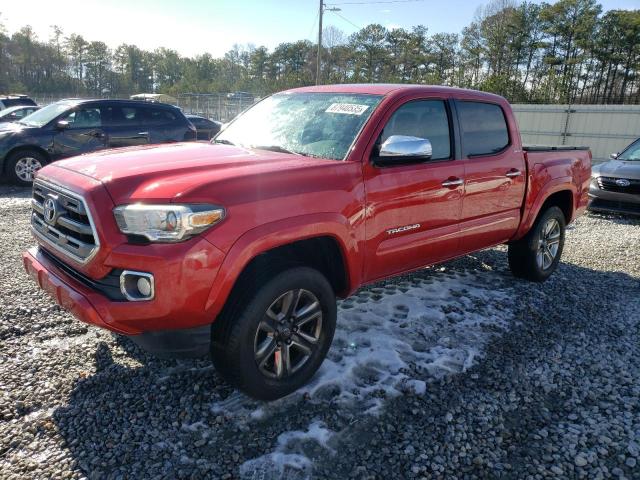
[508,206,566,282]
[6,149,46,186]
[211,266,336,400]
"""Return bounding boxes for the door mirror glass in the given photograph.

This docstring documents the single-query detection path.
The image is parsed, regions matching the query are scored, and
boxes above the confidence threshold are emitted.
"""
[610,152,618,159]
[56,120,70,130]
[376,135,432,166]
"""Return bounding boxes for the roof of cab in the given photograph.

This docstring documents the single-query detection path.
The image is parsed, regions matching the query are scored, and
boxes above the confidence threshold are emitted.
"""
[285,83,506,102]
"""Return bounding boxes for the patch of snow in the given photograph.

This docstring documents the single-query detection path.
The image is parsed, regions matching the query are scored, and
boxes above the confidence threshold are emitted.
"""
[299,271,512,411]
[240,421,333,480]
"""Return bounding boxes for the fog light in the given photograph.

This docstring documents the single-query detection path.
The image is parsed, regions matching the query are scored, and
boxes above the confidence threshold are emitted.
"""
[137,277,152,297]
[120,270,155,301]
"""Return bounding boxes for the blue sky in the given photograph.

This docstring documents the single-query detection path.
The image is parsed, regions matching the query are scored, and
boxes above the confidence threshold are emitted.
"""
[1,0,637,57]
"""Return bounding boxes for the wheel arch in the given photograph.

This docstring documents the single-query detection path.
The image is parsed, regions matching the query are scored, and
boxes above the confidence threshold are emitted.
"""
[3,145,51,174]
[514,179,576,240]
[204,213,362,321]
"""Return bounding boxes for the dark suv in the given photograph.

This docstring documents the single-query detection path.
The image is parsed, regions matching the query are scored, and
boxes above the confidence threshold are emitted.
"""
[0,95,37,110]
[0,99,196,185]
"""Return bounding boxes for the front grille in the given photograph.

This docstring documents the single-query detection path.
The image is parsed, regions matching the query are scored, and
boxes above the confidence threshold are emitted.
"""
[31,179,99,263]
[597,176,640,195]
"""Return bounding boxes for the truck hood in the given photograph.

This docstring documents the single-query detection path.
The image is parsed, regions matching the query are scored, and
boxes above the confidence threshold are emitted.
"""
[593,160,640,180]
[51,142,337,204]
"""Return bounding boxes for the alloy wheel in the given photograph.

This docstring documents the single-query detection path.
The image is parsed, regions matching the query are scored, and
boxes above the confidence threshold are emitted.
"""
[254,289,323,379]
[15,157,42,182]
[537,218,561,270]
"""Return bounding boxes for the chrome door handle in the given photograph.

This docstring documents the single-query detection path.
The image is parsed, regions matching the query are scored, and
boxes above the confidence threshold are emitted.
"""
[506,169,522,178]
[441,178,464,187]
[138,132,149,136]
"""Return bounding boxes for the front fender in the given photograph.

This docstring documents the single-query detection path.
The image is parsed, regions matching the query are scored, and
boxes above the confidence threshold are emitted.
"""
[203,212,362,320]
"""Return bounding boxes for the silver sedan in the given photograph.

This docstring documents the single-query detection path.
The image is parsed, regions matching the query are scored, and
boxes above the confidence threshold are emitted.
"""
[588,138,640,216]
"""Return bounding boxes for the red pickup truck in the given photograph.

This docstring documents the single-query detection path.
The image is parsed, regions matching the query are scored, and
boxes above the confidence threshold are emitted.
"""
[22,85,591,399]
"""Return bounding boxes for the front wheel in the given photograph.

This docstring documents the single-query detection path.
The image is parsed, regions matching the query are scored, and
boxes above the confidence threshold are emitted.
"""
[508,206,566,282]
[211,266,336,400]
[6,149,46,186]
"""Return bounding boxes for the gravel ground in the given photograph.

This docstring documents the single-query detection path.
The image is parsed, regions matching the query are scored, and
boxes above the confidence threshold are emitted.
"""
[0,184,639,480]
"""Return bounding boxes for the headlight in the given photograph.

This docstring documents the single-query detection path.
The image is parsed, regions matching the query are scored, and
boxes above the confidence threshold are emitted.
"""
[113,204,225,242]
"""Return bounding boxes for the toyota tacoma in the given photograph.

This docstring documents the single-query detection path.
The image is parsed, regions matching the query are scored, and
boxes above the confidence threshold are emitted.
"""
[22,85,591,400]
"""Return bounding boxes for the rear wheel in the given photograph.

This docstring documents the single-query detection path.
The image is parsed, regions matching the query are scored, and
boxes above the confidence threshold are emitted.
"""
[6,149,46,186]
[508,206,566,282]
[211,266,336,400]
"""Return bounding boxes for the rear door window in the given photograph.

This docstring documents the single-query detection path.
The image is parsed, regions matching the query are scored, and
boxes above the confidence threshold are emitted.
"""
[457,101,509,156]
[106,106,143,126]
[145,108,178,125]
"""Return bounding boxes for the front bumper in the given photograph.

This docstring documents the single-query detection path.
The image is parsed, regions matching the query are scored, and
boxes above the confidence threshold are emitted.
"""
[23,242,225,357]
[588,181,640,216]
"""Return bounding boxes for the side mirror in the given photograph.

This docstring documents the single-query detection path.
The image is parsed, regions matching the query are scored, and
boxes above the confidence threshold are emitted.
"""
[610,152,619,159]
[374,135,432,167]
[56,120,70,130]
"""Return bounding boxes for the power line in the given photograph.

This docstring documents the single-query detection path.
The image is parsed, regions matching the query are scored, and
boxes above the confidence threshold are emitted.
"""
[308,9,320,42]
[327,0,425,5]
[329,10,362,30]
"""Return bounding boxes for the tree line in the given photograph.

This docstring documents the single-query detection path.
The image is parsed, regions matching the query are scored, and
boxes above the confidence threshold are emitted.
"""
[0,0,638,104]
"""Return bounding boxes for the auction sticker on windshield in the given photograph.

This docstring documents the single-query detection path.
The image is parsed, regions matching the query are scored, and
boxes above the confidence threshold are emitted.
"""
[325,103,370,115]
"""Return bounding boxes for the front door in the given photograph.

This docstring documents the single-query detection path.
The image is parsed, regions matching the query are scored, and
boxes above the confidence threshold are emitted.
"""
[53,106,107,159]
[363,98,464,282]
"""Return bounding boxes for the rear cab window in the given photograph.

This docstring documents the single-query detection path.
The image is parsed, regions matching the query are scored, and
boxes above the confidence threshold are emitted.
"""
[457,101,509,157]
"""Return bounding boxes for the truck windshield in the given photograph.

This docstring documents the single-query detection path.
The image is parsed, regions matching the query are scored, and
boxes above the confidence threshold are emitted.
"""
[215,92,382,160]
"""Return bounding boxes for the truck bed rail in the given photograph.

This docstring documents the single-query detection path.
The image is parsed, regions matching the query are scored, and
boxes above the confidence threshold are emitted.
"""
[523,145,590,152]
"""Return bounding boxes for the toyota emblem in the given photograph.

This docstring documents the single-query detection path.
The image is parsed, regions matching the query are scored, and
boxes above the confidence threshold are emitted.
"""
[615,178,631,187]
[43,197,57,224]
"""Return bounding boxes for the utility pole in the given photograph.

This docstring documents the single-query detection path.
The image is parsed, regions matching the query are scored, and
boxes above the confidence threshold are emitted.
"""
[316,1,323,85]
[316,2,340,85]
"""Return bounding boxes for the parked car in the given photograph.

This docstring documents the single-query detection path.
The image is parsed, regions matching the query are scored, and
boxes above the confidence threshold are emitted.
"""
[0,99,196,185]
[226,91,254,103]
[130,93,178,105]
[588,138,640,216]
[0,94,37,110]
[23,85,591,400]
[0,105,41,124]
[186,114,222,140]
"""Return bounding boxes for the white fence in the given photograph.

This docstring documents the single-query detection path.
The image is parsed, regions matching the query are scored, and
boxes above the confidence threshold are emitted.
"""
[512,104,640,163]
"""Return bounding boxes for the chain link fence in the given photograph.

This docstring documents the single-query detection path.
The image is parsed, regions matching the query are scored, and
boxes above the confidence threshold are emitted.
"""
[30,92,258,123]
[25,94,640,161]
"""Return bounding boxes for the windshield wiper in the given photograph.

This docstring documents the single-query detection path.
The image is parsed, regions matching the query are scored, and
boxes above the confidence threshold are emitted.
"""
[251,145,301,156]
[213,138,235,146]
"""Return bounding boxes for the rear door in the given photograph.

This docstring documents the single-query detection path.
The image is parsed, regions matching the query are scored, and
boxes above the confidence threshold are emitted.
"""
[363,96,465,282]
[143,107,182,143]
[52,105,107,159]
[104,105,149,148]
[456,100,526,252]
